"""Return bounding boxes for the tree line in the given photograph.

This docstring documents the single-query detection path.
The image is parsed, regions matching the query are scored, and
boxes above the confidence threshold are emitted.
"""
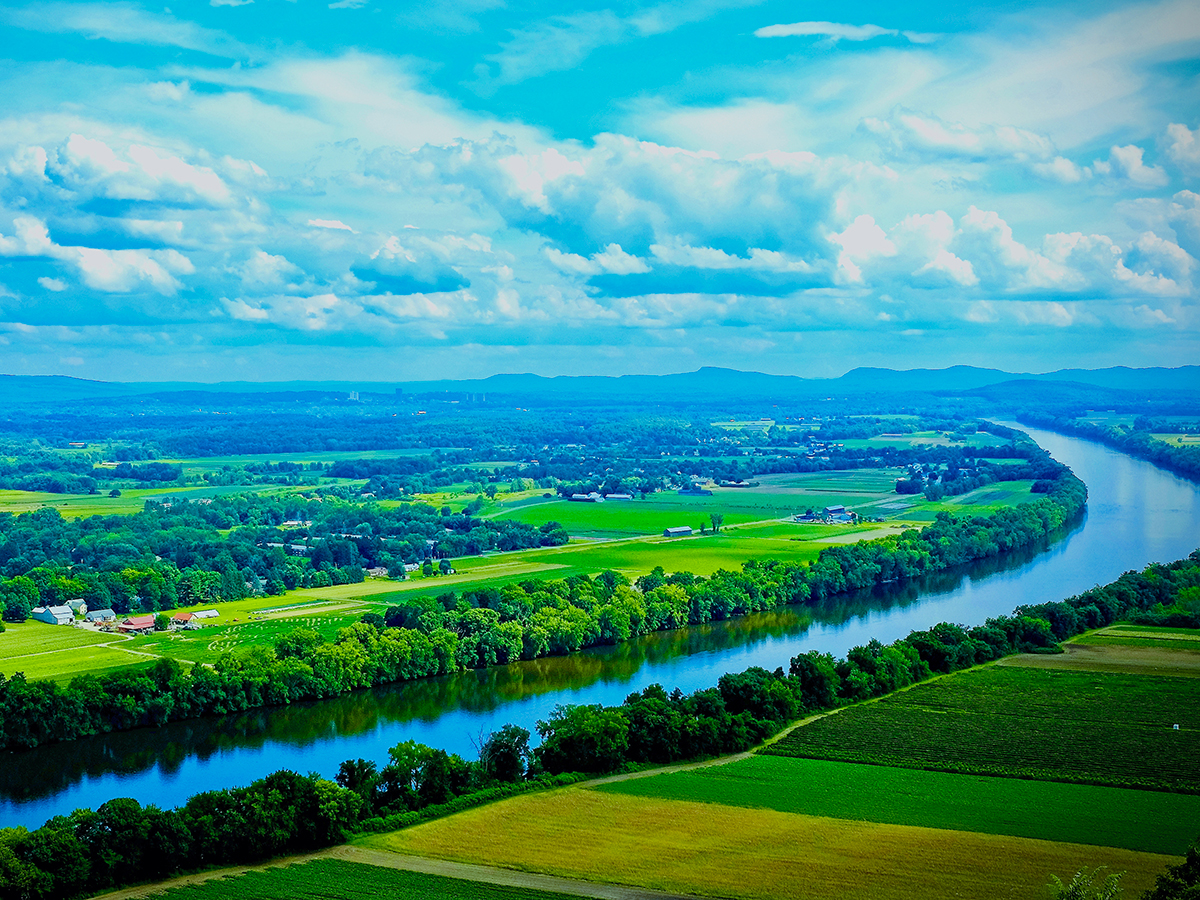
[0,461,1085,750]
[1021,412,1200,482]
[2,550,1198,900]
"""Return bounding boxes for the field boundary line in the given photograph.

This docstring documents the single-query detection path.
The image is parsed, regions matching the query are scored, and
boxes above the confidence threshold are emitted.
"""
[331,846,719,900]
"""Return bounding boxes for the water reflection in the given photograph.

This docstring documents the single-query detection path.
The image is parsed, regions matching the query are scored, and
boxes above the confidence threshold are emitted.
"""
[0,522,1069,807]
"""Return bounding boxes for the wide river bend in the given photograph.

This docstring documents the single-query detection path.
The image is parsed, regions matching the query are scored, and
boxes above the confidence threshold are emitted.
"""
[2,425,1198,827]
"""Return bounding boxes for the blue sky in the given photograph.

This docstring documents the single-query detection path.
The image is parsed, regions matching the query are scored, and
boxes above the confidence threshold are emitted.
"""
[0,0,1197,381]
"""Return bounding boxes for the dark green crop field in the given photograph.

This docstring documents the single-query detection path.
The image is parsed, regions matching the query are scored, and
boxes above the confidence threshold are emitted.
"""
[762,666,1200,792]
[595,755,1200,854]
[151,858,576,900]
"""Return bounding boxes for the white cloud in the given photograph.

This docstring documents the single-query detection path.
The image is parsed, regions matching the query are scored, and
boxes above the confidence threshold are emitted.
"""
[754,21,934,43]
[38,277,67,291]
[863,110,1056,163]
[546,243,650,276]
[238,250,304,287]
[1092,144,1168,187]
[0,215,194,294]
[1165,123,1200,175]
[308,218,356,232]
[2,3,250,58]
[830,215,895,283]
[481,0,763,87]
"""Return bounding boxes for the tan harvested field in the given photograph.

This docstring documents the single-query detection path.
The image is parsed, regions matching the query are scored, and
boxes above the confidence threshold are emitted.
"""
[361,788,1175,900]
[998,642,1200,677]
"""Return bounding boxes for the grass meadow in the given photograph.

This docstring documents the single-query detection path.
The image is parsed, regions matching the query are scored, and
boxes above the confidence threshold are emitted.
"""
[1074,625,1200,652]
[763,665,1200,792]
[147,858,576,900]
[596,754,1200,855]
[362,787,1176,900]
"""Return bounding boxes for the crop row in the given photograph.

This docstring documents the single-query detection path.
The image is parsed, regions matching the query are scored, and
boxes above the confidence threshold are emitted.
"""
[764,667,1200,792]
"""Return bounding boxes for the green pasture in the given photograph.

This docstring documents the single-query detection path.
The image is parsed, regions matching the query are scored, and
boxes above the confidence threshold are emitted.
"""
[1,644,156,684]
[598,754,1200,855]
[764,665,1200,793]
[489,470,910,540]
[1074,625,1200,652]
[0,483,309,518]
[150,858,577,900]
[1152,433,1200,447]
[0,620,122,655]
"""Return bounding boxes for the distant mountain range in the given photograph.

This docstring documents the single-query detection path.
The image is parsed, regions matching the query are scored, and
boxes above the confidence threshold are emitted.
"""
[0,365,1196,405]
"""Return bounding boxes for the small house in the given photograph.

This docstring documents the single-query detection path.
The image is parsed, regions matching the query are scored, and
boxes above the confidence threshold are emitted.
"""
[663,526,694,538]
[31,605,74,626]
[366,566,389,578]
[66,598,87,616]
[118,614,156,634]
[171,612,194,627]
[86,608,116,624]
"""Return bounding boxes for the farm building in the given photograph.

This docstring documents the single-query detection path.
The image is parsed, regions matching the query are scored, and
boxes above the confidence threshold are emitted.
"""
[31,605,74,626]
[823,505,846,516]
[603,493,633,500]
[171,612,194,627]
[679,485,713,496]
[118,614,156,634]
[192,609,220,620]
[85,608,116,623]
[569,492,604,502]
[66,598,87,615]
[663,526,694,538]
[365,566,389,578]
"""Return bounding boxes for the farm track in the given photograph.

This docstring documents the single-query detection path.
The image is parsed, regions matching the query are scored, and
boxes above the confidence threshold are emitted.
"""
[85,845,709,900]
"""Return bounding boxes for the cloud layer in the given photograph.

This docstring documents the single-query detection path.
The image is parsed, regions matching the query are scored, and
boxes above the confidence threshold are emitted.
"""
[0,0,1196,379]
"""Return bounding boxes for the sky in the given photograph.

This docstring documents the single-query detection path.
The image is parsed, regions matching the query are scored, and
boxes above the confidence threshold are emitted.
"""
[0,0,1197,382]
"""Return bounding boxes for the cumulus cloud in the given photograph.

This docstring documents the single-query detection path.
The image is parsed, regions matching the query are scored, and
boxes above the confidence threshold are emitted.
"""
[1165,123,1200,175]
[1092,144,1168,187]
[0,215,194,294]
[546,243,650,275]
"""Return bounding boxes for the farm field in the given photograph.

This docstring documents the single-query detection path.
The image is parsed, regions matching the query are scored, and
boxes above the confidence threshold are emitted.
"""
[1153,433,1200,446]
[488,469,1036,539]
[0,482,309,518]
[362,786,1176,900]
[837,430,1012,449]
[596,754,1200,854]
[1074,624,1200,652]
[762,665,1200,792]
[147,858,580,900]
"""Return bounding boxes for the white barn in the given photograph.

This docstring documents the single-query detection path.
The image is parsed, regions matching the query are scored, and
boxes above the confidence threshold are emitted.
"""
[31,605,74,626]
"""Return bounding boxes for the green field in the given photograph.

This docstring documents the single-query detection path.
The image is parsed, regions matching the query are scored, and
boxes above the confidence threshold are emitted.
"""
[1075,625,1200,652]
[838,431,1012,449]
[366,786,1176,900]
[596,754,1200,855]
[762,665,1200,792]
[150,858,577,900]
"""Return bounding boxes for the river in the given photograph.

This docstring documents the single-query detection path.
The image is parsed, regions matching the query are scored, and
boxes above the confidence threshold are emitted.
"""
[2,425,1197,827]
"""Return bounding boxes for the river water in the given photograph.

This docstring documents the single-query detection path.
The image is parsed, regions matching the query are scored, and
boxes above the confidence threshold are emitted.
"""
[3,425,1198,827]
